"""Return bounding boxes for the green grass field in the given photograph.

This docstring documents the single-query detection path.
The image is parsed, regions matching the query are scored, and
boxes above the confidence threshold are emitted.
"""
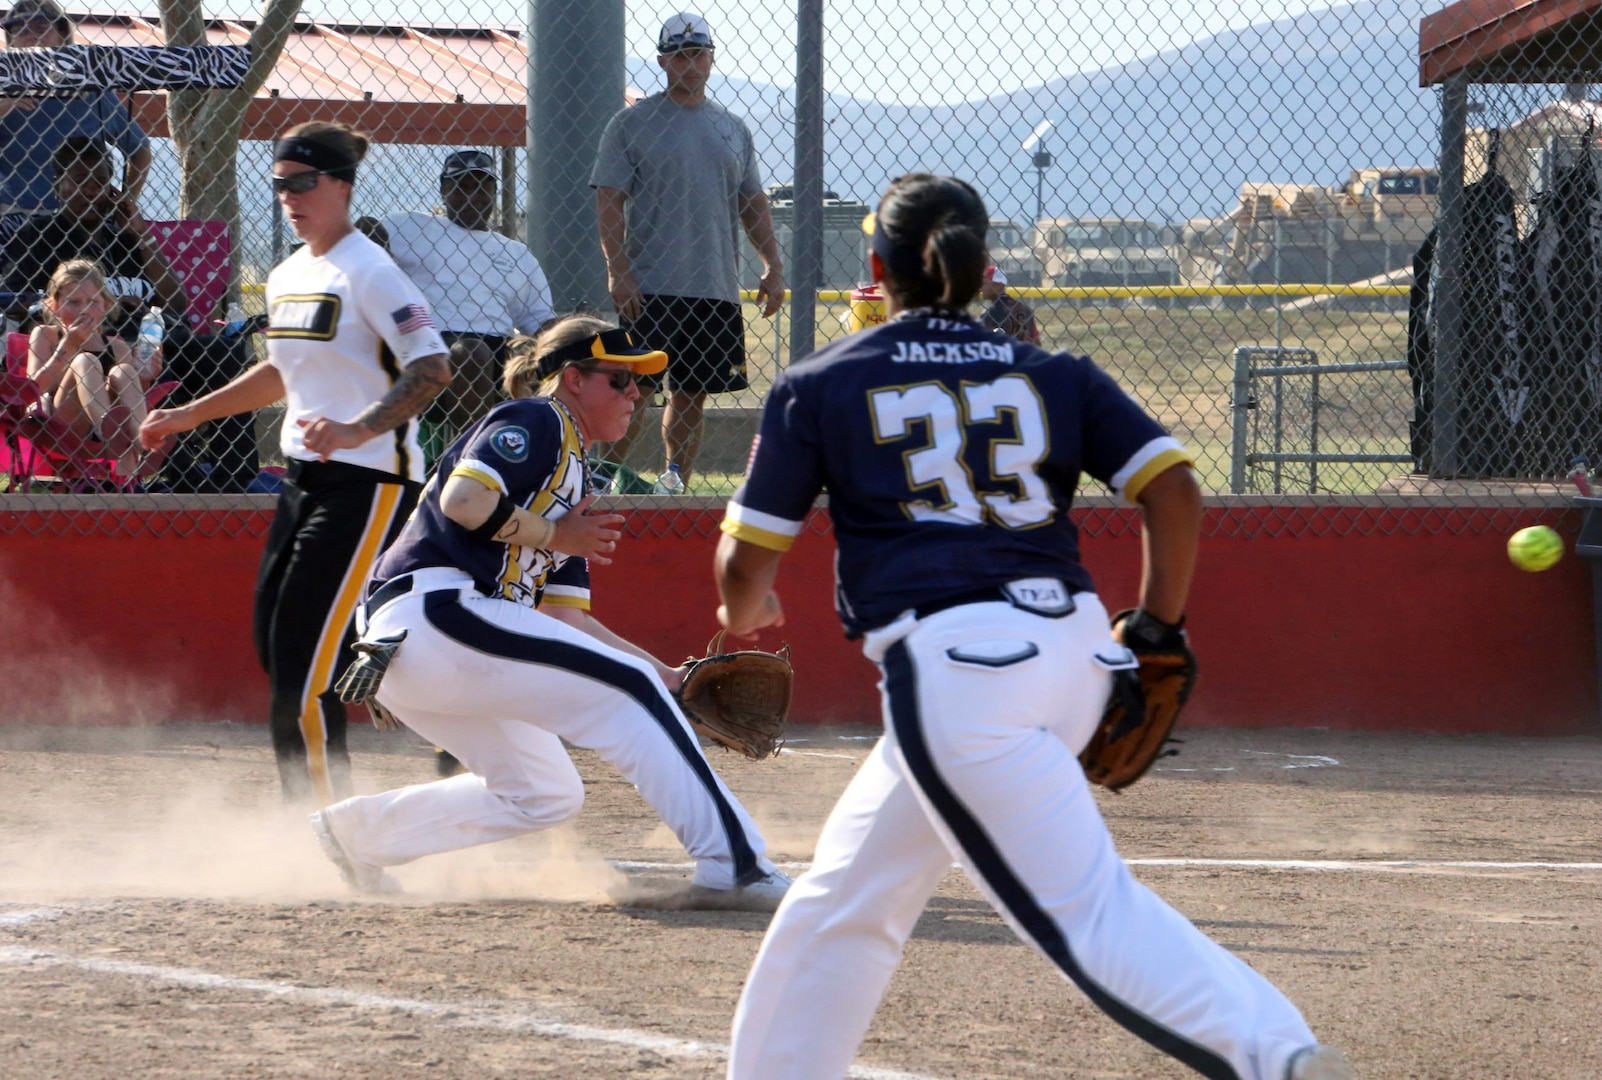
[726,299,1414,497]
[225,297,1415,499]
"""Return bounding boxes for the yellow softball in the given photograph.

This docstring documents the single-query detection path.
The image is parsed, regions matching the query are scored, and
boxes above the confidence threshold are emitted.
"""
[1507,525,1564,572]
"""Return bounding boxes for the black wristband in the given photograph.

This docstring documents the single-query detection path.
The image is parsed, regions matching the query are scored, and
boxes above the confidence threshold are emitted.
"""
[1123,609,1187,651]
[469,493,517,541]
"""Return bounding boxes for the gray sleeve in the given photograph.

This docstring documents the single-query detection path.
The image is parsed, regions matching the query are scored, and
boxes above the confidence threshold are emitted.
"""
[739,119,762,196]
[590,111,634,194]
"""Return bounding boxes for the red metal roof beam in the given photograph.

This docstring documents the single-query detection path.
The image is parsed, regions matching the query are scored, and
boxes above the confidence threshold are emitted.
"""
[1421,0,1602,85]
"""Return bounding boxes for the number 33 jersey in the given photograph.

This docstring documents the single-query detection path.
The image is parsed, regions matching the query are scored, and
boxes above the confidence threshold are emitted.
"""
[721,312,1193,637]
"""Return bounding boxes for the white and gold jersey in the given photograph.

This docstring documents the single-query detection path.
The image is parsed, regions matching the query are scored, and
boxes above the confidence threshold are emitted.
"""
[374,397,591,610]
[266,231,448,482]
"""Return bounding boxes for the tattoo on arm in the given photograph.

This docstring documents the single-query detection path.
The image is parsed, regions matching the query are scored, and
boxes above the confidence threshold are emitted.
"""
[355,354,450,435]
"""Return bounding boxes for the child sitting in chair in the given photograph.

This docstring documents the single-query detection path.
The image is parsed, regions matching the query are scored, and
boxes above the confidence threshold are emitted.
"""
[26,258,157,487]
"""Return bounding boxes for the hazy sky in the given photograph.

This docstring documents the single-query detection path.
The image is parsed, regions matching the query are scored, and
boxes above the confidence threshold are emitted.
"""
[616,0,1357,104]
[71,0,1367,105]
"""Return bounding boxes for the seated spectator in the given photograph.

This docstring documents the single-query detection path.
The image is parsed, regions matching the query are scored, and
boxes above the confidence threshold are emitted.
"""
[151,314,261,494]
[0,1,151,222]
[979,265,1040,344]
[358,149,556,458]
[5,136,186,338]
[27,258,151,484]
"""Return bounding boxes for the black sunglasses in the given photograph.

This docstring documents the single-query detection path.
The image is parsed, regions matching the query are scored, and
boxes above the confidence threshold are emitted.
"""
[587,368,639,392]
[271,170,333,195]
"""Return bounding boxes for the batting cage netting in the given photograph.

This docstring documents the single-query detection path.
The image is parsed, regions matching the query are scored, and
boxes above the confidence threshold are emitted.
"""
[0,0,1591,540]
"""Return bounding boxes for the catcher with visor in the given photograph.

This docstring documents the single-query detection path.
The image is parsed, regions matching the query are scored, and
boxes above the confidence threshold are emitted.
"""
[314,315,792,905]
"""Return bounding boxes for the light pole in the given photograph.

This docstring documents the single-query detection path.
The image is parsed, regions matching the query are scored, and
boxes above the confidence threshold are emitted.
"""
[1021,120,1053,237]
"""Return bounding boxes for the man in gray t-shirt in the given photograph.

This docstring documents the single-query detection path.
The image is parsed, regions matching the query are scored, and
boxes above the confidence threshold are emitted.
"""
[591,11,784,485]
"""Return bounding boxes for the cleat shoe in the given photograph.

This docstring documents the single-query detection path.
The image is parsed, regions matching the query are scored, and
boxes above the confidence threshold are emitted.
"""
[689,869,794,911]
[1288,1045,1355,1080]
[738,869,794,903]
[310,810,401,896]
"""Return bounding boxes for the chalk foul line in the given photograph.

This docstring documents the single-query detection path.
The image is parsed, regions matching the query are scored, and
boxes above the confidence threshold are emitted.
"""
[0,942,937,1080]
[1128,858,1602,872]
[609,857,1602,876]
[0,906,70,927]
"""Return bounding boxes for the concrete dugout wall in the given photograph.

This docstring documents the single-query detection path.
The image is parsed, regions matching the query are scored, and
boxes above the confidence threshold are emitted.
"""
[0,498,1590,734]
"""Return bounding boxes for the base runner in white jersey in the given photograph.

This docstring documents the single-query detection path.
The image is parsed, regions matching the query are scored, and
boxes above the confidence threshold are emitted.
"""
[714,175,1353,1080]
[140,121,452,806]
[307,316,791,904]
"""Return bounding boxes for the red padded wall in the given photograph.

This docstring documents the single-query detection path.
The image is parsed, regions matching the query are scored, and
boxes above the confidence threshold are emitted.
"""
[0,504,1592,733]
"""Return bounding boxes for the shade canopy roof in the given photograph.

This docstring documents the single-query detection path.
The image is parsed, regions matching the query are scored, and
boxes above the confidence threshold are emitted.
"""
[1421,0,1602,85]
[71,11,527,145]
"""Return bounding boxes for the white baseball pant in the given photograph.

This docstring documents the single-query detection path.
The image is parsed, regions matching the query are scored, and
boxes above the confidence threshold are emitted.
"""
[728,593,1318,1079]
[321,568,775,890]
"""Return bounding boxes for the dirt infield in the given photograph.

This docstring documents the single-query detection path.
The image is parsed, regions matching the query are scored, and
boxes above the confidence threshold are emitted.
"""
[2,722,1601,1079]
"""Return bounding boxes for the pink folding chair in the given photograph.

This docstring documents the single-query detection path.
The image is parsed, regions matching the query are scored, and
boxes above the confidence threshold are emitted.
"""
[2,330,178,491]
[0,363,45,490]
[148,220,230,333]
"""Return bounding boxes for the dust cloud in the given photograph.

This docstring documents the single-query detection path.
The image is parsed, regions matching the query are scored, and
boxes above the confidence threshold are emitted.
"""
[0,577,183,727]
[0,725,634,906]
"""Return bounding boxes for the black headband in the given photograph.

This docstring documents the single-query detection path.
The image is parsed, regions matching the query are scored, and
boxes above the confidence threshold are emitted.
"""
[869,223,928,280]
[273,136,357,183]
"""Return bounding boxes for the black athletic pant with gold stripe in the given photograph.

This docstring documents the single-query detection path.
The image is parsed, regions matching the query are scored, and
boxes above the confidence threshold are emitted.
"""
[255,459,420,805]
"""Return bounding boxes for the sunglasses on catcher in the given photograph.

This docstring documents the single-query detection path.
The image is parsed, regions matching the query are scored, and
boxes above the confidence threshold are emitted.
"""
[585,368,641,393]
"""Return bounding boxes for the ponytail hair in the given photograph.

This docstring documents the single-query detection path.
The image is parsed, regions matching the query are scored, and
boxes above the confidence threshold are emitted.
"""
[506,314,617,398]
[872,173,989,310]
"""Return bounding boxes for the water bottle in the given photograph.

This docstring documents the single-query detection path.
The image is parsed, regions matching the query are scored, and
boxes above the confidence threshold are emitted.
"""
[652,463,685,495]
[224,301,248,337]
[137,306,164,367]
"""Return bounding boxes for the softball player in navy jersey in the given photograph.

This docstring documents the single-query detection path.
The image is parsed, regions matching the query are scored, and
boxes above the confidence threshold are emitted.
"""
[141,121,451,806]
[306,316,791,902]
[715,175,1351,1080]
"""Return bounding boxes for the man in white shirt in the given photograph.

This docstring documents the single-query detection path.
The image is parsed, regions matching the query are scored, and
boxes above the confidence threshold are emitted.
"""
[364,150,557,455]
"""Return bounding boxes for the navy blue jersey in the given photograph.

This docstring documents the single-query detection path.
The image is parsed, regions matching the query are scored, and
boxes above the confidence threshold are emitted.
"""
[721,312,1191,636]
[374,397,591,610]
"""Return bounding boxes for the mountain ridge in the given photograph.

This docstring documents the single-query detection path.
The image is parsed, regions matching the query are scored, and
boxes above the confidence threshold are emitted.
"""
[628,0,1439,225]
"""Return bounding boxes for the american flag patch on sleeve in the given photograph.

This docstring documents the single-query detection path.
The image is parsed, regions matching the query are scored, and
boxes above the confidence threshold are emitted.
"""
[391,303,435,334]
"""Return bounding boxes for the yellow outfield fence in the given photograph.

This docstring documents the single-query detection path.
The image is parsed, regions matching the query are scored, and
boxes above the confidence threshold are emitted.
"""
[747,284,1412,302]
[236,283,1413,302]
[243,282,1409,298]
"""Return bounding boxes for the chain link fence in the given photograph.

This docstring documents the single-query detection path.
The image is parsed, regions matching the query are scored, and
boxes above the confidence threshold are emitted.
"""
[0,0,1586,541]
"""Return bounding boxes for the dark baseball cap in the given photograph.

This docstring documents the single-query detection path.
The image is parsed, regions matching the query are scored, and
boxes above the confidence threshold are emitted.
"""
[441,149,496,181]
[657,12,713,53]
[2,0,68,31]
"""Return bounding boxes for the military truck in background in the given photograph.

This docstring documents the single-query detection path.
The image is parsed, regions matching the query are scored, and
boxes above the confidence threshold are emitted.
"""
[1188,167,1437,291]
[751,183,872,291]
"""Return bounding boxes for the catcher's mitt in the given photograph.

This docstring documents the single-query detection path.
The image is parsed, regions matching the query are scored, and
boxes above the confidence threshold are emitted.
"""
[674,631,792,760]
[1079,609,1196,791]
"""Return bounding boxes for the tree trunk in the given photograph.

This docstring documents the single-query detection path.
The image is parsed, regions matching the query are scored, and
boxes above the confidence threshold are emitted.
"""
[158,0,303,310]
